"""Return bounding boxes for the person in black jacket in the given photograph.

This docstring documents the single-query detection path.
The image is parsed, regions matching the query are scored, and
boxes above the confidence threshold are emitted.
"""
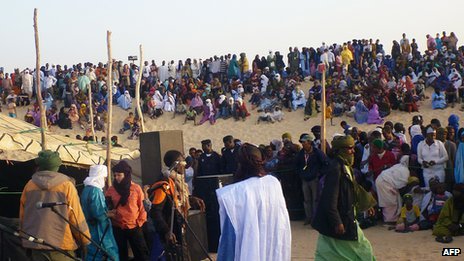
[312,135,377,260]
[296,133,328,225]
[220,135,240,174]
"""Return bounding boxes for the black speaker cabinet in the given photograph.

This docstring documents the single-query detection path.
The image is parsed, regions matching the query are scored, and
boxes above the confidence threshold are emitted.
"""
[139,130,184,185]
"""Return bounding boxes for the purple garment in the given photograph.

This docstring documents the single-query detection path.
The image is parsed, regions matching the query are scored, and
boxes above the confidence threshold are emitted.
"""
[198,104,216,125]
[367,104,384,124]
[190,96,203,108]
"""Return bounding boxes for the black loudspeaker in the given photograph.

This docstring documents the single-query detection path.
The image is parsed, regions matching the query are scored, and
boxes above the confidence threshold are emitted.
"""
[139,131,184,186]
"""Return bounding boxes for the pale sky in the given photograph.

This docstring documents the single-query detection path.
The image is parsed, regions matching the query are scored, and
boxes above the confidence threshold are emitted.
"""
[1,0,463,73]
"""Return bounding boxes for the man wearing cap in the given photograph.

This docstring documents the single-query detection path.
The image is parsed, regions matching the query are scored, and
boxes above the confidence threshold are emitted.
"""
[20,150,90,260]
[417,126,448,187]
[296,133,328,225]
[368,139,396,182]
[312,136,376,260]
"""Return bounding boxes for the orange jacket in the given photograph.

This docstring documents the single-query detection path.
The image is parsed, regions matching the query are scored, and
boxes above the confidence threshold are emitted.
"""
[106,182,147,229]
[20,171,90,251]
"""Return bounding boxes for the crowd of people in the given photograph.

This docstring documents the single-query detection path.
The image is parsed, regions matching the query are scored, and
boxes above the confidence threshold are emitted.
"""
[4,30,464,260]
[1,31,463,142]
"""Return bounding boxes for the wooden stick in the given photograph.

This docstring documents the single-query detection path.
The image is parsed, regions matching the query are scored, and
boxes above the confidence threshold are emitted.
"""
[33,8,47,150]
[106,31,113,186]
[320,65,326,154]
[88,83,96,140]
[135,45,145,132]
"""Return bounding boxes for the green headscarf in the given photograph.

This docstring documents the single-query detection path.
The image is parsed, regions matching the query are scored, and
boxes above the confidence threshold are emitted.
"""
[35,150,62,172]
[331,135,355,166]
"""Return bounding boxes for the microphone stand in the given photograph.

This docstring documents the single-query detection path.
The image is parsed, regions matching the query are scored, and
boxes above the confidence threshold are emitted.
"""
[0,222,80,261]
[49,206,115,261]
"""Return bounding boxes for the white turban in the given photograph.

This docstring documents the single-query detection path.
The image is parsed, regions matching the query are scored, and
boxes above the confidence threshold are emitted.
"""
[83,165,108,190]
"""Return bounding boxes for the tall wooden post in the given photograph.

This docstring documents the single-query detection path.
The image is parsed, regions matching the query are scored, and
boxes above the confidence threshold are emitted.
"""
[33,8,47,150]
[106,31,113,186]
[318,63,327,154]
[135,45,145,132]
[88,84,96,140]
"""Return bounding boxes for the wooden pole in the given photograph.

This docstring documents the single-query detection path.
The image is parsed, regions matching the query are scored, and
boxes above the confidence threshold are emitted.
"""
[106,31,113,186]
[135,45,145,132]
[88,83,96,140]
[33,8,47,150]
[319,63,327,154]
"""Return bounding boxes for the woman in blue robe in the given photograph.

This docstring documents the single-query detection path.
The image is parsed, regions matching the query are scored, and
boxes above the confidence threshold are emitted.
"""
[354,99,369,124]
[81,165,119,261]
[117,90,132,110]
[432,88,446,109]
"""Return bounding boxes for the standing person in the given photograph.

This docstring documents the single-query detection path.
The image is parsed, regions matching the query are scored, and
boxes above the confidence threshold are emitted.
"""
[148,150,205,261]
[20,150,90,260]
[216,143,292,261]
[106,161,149,261]
[417,126,449,187]
[81,165,119,261]
[312,136,377,261]
[296,133,328,225]
[193,139,222,252]
[220,135,240,175]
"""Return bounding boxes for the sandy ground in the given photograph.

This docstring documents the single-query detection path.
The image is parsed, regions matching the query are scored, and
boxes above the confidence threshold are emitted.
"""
[3,81,464,260]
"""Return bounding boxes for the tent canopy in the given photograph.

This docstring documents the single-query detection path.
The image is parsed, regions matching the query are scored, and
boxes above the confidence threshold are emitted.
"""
[0,114,139,168]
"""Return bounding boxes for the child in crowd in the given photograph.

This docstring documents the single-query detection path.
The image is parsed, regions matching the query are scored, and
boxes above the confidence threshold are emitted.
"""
[119,112,134,134]
[128,116,141,140]
[419,178,452,229]
[7,98,17,118]
[257,108,274,124]
[395,194,420,232]
[272,106,284,122]
[184,107,197,125]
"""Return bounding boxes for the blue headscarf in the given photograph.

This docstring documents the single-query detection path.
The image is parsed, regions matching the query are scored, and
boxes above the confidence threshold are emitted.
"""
[448,114,459,141]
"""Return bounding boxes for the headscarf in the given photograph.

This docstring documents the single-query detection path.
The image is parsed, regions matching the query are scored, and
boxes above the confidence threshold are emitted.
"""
[112,161,132,206]
[218,95,226,104]
[282,132,292,141]
[448,114,459,139]
[331,135,355,166]
[35,150,62,172]
[205,99,214,113]
[234,143,266,182]
[84,165,107,190]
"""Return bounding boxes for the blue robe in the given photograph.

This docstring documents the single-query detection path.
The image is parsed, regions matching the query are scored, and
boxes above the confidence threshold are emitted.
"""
[455,143,464,184]
[432,92,446,109]
[354,101,369,124]
[81,186,119,261]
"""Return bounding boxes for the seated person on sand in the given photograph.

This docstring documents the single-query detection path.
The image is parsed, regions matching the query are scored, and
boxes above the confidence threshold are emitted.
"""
[433,183,464,243]
[184,107,197,125]
[291,86,306,111]
[354,98,369,124]
[367,103,384,125]
[432,88,446,109]
[198,99,216,125]
[119,112,134,134]
[57,107,72,129]
[190,92,204,114]
[303,94,317,121]
[272,106,284,122]
[420,178,452,229]
[395,194,420,232]
[215,95,230,120]
[117,90,132,110]
[257,108,274,124]
[68,104,81,128]
[172,98,187,119]
[163,90,175,112]
[233,97,249,121]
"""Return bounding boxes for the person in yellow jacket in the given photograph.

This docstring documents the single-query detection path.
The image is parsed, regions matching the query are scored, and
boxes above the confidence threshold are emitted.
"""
[341,45,353,74]
[238,53,250,80]
[20,150,90,260]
